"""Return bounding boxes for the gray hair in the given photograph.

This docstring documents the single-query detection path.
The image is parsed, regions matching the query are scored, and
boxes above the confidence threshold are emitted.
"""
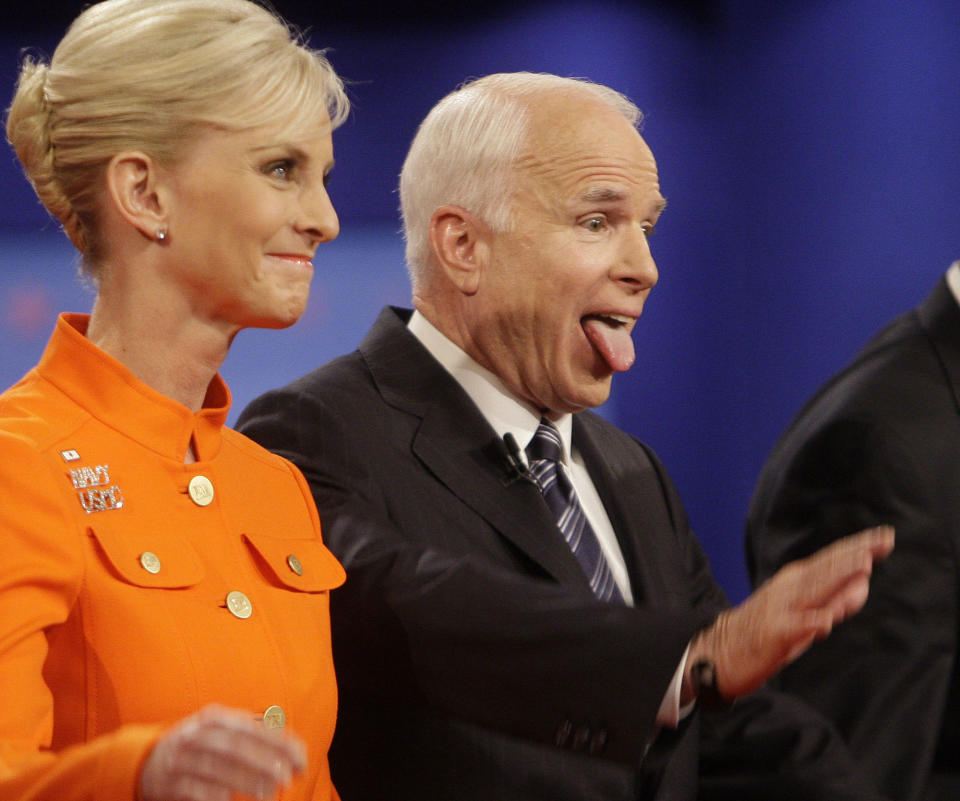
[399,72,641,287]
[6,0,349,273]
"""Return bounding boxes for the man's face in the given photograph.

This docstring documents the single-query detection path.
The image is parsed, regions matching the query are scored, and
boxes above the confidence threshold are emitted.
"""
[466,94,664,415]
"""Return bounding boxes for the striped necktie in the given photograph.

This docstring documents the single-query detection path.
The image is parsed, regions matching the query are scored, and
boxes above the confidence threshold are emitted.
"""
[526,420,623,603]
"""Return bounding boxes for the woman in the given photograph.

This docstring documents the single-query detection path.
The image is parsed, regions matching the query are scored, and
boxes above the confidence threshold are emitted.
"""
[0,1,349,799]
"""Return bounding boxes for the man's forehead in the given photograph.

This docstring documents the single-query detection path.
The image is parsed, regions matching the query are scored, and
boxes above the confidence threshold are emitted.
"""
[514,136,661,212]
[515,95,656,185]
[521,89,645,147]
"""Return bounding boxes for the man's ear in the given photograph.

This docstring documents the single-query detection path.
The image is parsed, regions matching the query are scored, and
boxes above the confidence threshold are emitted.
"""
[428,205,490,296]
[104,151,169,241]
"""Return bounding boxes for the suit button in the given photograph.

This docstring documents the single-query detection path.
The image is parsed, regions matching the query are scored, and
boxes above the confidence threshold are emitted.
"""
[589,728,608,755]
[262,705,286,729]
[188,475,215,506]
[286,554,304,576]
[139,551,161,574]
[225,591,253,619]
[572,725,591,751]
[555,720,573,748]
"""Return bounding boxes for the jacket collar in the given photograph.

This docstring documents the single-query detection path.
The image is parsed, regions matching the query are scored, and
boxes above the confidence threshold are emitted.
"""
[359,307,599,594]
[36,313,230,461]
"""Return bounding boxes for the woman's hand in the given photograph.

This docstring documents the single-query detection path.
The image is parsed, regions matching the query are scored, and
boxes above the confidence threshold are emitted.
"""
[140,704,307,801]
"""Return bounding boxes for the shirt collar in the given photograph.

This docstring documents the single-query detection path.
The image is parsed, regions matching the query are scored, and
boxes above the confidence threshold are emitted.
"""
[407,309,573,463]
[945,261,960,307]
[36,313,231,461]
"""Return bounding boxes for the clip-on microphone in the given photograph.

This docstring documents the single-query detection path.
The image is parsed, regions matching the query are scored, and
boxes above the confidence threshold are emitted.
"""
[499,431,535,486]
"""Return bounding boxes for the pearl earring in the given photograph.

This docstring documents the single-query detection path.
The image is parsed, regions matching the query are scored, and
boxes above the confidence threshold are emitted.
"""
[156,227,167,242]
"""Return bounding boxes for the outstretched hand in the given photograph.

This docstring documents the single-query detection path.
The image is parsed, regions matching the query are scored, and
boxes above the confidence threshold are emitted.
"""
[687,525,895,703]
[140,704,307,801]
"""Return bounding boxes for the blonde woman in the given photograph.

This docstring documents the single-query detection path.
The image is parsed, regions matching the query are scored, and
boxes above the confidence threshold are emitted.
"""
[0,1,349,799]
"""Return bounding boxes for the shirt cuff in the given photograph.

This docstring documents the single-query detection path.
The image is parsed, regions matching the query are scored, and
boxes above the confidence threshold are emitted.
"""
[655,644,693,728]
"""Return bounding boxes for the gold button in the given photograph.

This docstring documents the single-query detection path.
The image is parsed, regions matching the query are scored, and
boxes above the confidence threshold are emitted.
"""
[225,590,253,619]
[188,475,215,507]
[262,704,286,730]
[139,551,162,574]
[286,554,304,576]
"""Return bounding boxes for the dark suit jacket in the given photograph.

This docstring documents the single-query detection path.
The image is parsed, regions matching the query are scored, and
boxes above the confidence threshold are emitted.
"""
[747,278,960,801]
[239,306,879,801]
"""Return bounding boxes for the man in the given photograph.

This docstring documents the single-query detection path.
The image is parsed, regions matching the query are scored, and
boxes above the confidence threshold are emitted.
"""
[747,265,960,801]
[238,73,893,800]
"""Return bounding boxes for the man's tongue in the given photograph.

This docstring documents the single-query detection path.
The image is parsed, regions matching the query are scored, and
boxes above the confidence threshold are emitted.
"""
[582,316,635,372]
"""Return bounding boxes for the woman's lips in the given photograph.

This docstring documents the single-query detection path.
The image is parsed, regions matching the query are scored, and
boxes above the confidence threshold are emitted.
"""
[267,253,313,265]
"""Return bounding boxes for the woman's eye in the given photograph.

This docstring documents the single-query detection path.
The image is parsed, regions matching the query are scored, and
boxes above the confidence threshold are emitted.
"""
[266,161,294,180]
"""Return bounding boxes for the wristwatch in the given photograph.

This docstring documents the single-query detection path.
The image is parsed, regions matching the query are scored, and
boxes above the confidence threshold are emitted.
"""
[690,658,728,710]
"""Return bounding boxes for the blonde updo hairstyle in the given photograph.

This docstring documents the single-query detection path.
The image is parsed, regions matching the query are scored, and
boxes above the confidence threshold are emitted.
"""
[5,0,349,276]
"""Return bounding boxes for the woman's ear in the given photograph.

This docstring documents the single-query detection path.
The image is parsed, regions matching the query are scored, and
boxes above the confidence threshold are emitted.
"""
[104,151,169,241]
[428,205,491,296]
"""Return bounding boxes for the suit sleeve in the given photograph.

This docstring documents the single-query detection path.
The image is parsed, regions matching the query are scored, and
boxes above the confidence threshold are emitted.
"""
[746,414,956,801]
[237,385,711,765]
[0,432,164,801]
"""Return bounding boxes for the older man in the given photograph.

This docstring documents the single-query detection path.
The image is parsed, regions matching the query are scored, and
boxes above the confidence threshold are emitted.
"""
[238,73,892,801]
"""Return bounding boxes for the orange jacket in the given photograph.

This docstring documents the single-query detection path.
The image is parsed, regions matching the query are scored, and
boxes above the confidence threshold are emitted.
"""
[0,314,345,801]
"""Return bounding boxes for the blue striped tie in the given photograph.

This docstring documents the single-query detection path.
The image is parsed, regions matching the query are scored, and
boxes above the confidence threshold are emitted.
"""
[526,420,623,603]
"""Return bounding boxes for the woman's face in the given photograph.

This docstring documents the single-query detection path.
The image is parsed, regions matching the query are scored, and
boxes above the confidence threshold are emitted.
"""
[162,116,338,332]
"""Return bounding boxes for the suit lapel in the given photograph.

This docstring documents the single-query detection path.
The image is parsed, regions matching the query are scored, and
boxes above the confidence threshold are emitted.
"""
[918,277,960,416]
[574,414,682,606]
[359,307,593,592]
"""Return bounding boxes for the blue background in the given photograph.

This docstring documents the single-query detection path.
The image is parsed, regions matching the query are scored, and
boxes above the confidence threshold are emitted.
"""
[2,0,958,601]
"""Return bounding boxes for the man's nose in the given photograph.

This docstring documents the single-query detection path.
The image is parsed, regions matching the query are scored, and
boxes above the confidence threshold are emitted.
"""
[611,223,658,291]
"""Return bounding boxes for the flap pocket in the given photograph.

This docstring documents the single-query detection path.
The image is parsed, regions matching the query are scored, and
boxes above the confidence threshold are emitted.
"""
[88,525,204,588]
[242,532,345,592]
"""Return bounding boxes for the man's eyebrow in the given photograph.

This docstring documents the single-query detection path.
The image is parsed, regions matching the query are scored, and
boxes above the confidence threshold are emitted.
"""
[579,187,628,204]
[577,188,669,216]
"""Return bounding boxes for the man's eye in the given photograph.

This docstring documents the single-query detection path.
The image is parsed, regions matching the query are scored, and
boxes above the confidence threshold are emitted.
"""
[641,223,655,238]
[583,217,605,232]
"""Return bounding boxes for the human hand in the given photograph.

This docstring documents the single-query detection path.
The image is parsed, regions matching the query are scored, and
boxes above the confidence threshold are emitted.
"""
[140,704,307,801]
[686,525,895,703]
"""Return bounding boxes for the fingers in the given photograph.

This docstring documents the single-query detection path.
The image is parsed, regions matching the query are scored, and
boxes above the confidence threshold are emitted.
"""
[141,704,307,801]
[821,525,895,564]
[791,525,894,608]
[824,570,871,620]
[780,626,819,664]
[192,706,305,778]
